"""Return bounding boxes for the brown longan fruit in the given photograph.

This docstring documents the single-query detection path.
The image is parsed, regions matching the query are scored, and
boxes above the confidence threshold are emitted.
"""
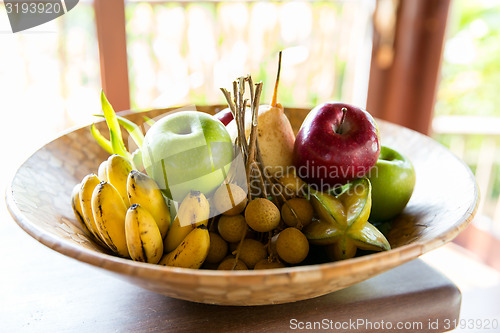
[205,232,228,264]
[228,236,259,254]
[254,259,286,270]
[276,227,309,264]
[244,198,280,232]
[228,242,240,253]
[279,171,307,197]
[214,183,247,216]
[218,215,247,243]
[201,262,219,270]
[268,234,279,256]
[281,198,314,228]
[233,239,267,268]
[217,257,248,270]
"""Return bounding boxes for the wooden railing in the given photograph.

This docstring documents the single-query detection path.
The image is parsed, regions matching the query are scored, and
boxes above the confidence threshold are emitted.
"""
[433,116,500,236]
[2,1,499,268]
[96,0,376,111]
[433,116,500,270]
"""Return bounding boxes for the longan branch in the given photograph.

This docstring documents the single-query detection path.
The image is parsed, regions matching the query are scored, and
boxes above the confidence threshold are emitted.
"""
[246,82,263,180]
[232,226,249,270]
[220,88,236,119]
[253,161,268,199]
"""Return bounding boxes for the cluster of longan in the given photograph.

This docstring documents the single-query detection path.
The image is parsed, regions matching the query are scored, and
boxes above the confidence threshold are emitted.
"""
[203,174,313,270]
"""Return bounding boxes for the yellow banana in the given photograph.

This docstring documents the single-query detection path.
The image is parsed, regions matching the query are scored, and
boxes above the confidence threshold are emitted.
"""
[97,160,108,181]
[163,217,187,253]
[92,181,129,258]
[125,204,163,264]
[159,225,210,269]
[71,183,91,236]
[106,154,133,206]
[164,191,210,253]
[127,170,171,239]
[79,174,108,246]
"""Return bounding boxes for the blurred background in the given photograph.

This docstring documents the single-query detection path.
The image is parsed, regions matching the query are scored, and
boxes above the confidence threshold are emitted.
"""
[0,0,499,327]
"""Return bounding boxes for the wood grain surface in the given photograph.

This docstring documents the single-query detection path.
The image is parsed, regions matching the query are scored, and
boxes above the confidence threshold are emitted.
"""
[0,222,460,333]
[5,106,479,306]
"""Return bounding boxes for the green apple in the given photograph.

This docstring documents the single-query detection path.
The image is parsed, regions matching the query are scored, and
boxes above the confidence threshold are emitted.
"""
[141,111,233,202]
[368,146,416,222]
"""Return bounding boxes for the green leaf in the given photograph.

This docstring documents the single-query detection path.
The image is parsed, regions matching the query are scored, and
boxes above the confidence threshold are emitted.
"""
[100,90,129,159]
[94,114,144,148]
[90,123,113,154]
[143,116,155,126]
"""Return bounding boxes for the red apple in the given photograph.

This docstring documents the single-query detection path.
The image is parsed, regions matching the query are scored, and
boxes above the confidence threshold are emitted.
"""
[293,102,380,189]
[214,107,234,126]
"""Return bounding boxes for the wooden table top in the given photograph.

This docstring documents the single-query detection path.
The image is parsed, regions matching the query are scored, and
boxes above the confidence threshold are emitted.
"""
[0,216,460,333]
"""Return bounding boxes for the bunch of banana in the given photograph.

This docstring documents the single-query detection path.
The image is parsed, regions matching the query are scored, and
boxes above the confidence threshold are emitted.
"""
[159,224,210,269]
[164,191,210,252]
[159,191,211,269]
[125,204,163,263]
[71,154,167,263]
[71,154,211,268]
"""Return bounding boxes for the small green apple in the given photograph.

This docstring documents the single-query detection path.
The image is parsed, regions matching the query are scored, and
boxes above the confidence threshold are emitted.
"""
[368,146,416,222]
[141,111,233,202]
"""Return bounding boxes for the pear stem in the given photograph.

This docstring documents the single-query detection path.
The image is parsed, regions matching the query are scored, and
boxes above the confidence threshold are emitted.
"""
[270,51,282,108]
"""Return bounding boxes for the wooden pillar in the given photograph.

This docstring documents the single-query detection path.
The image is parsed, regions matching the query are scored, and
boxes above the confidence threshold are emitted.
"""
[367,0,451,135]
[94,0,130,111]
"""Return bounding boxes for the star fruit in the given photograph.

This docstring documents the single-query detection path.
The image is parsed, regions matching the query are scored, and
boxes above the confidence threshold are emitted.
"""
[304,177,390,260]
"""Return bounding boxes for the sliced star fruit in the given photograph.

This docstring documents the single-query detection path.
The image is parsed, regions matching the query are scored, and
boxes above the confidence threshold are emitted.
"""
[338,177,372,230]
[309,188,347,228]
[304,178,390,260]
[303,219,342,246]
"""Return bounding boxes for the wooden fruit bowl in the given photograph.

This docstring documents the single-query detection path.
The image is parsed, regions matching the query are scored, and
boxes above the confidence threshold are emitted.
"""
[6,106,479,306]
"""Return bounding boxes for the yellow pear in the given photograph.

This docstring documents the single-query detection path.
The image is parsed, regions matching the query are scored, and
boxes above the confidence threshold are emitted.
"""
[226,51,295,177]
[255,102,295,177]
